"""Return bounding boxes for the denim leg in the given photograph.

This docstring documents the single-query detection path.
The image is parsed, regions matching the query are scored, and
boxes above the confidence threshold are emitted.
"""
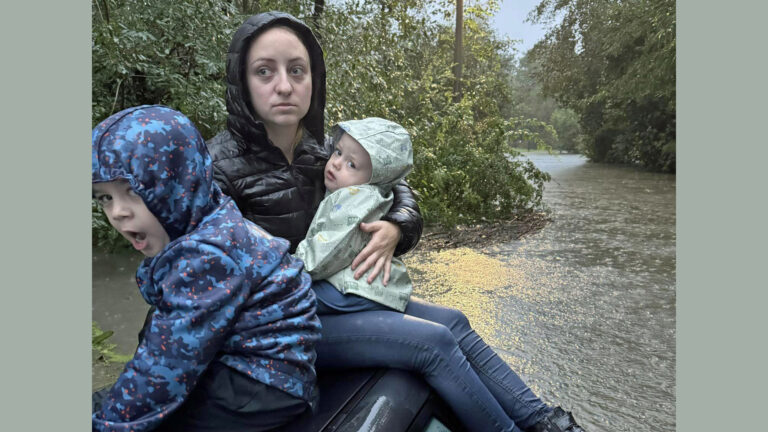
[317,311,521,432]
[404,298,552,430]
[312,280,392,314]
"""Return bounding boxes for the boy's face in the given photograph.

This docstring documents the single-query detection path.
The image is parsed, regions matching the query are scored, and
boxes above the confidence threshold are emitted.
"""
[325,133,372,192]
[93,180,170,258]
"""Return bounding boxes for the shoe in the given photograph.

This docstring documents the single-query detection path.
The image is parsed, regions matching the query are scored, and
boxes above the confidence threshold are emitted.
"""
[527,407,586,432]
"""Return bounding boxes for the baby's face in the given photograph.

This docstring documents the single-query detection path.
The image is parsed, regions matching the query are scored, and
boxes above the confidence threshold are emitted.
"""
[324,133,372,192]
[93,179,170,257]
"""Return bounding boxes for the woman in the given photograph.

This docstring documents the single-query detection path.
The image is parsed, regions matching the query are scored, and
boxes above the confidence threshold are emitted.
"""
[207,12,421,275]
[208,11,586,432]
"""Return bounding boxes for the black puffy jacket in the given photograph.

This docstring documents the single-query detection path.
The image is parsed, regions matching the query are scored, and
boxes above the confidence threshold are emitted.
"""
[207,12,422,254]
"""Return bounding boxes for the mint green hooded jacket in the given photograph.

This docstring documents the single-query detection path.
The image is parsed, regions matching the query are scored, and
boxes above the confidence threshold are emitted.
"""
[295,118,413,311]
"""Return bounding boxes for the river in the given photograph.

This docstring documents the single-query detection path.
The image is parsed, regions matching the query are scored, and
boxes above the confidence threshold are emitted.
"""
[517,153,676,432]
[92,153,675,432]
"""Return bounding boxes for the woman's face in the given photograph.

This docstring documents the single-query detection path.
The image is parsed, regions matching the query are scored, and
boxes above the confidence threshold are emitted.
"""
[245,27,312,132]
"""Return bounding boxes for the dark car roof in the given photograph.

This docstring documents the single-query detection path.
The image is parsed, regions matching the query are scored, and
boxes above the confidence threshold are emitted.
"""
[279,368,466,432]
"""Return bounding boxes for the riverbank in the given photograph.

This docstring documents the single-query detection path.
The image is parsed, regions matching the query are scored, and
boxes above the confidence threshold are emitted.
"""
[414,212,550,252]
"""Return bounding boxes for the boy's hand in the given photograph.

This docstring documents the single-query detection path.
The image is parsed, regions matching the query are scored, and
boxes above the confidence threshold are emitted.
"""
[351,221,400,285]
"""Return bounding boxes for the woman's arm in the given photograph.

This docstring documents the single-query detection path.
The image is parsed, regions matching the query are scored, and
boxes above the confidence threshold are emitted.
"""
[385,179,423,256]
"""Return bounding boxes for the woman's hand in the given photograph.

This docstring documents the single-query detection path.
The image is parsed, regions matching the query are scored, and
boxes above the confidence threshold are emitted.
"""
[351,221,401,285]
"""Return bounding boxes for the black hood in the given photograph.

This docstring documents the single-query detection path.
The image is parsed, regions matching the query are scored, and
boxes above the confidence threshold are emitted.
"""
[225,11,326,146]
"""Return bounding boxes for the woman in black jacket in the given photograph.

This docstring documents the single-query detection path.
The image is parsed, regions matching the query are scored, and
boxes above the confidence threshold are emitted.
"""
[207,11,586,432]
[207,11,421,283]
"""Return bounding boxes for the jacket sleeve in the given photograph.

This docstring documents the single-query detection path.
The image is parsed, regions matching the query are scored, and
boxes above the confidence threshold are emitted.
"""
[383,179,423,256]
[295,188,389,280]
[92,241,268,432]
[212,160,237,200]
[206,132,239,201]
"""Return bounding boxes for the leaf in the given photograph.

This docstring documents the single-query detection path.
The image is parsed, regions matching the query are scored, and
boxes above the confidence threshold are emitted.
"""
[92,330,115,345]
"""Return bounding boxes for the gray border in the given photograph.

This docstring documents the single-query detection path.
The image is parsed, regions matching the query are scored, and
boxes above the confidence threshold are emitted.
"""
[1,1,90,429]
[4,0,764,429]
[678,0,768,430]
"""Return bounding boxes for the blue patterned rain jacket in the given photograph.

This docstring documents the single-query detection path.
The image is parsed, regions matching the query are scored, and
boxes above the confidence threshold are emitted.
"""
[92,105,321,432]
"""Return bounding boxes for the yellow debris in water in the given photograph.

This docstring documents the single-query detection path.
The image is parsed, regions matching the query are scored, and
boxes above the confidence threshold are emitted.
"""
[402,246,568,381]
[403,247,528,359]
[405,247,523,296]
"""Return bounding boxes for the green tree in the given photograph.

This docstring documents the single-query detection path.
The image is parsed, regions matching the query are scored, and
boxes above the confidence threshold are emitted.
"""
[504,53,581,152]
[528,0,675,171]
[549,107,580,152]
[319,0,551,225]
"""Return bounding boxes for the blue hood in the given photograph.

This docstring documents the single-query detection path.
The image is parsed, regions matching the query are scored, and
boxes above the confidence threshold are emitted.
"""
[92,105,222,241]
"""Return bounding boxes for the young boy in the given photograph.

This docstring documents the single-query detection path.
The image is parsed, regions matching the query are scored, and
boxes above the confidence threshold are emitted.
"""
[294,117,414,312]
[92,105,321,432]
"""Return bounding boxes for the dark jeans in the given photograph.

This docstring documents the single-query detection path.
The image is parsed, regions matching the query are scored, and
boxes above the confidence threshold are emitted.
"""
[158,362,308,432]
[313,281,552,432]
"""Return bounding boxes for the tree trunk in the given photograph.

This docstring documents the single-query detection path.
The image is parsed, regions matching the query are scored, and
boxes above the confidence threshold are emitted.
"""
[101,0,110,24]
[453,0,464,102]
[312,0,325,37]
[236,0,258,15]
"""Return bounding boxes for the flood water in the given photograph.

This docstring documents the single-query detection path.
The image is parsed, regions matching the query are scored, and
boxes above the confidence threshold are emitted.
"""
[518,154,675,432]
[92,153,675,432]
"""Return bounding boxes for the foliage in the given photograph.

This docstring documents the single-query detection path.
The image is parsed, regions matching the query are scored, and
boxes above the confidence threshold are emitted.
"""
[527,0,675,172]
[93,321,133,364]
[549,107,581,152]
[507,55,581,152]
[318,0,551,225]
[92,0,552,231]
[92,0,238,138]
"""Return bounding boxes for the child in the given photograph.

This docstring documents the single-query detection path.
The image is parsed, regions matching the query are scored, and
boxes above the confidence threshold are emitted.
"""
[296,118,587,432]
[91,105,321,432]
[295,117,414,312]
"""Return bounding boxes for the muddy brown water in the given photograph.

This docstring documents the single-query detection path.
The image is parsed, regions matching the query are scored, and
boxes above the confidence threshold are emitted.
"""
[92,153,675,431]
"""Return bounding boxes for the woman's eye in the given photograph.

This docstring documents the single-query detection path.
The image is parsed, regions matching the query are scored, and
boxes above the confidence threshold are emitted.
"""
[290,66,305,75]
[255,67,271,77]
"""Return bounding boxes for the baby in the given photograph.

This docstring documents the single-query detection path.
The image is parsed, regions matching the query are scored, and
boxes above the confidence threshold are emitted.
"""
[295,117,413,312]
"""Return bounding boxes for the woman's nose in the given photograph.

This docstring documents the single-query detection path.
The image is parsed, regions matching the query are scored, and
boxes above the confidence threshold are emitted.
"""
[275,71,292,95]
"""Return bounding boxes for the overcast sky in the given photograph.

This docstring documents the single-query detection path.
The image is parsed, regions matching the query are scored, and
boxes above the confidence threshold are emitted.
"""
[490,0,551,54]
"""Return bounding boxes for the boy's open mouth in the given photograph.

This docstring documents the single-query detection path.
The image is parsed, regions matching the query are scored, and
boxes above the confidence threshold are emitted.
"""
[124,230,148,250]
